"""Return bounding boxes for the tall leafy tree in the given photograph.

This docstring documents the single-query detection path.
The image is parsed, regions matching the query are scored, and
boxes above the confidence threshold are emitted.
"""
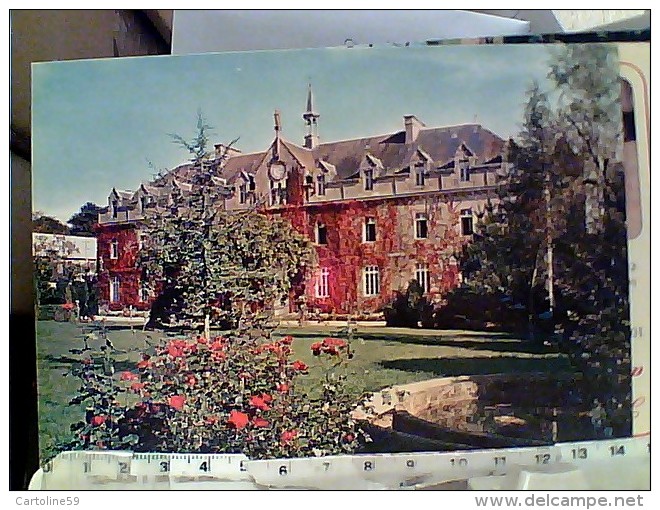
[33,213,70,234]
[142,113,313,337]
[68,202,102,236]
[548,44,630,433]
[461,44,631,436]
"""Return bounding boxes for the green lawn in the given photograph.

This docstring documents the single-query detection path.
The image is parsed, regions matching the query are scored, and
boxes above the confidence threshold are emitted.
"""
[35,320,572,460]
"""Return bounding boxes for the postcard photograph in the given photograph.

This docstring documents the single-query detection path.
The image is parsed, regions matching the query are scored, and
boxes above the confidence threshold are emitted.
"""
[31,42,634,483]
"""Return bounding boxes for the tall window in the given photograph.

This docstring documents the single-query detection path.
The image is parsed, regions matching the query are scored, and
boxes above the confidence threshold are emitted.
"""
[140,196,147,211]
[316,223,328,245]
[110,239,118,259]
[110,276,120,303]
[460,163,471,182]
[415,263,430,294]
[415,163,426,186]
[415,213,428,239]
[317,174,326,196]
[270,180,286,206]
[364,169,374,191]
[111,200,118,218]
[239,183,247,204]
[139,280,149,302]
[137,233,144,250]
[315,267,330,298]
[364,217,376,242]
[363,266,380,296]
[460,208,474,235]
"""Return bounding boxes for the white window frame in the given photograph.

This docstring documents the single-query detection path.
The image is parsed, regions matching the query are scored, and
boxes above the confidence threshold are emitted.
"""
[316,223,328,245]
[415,263,431,294]
[363,266,380,296]
[415,212,428,239]
[460,208,474,235]
[138,280,149,302]
[270,180,286,206]
[460,163,471,182]
[415,163,426,186]
[110,239,118,259]
[315,267,330,298]
[364,168,374,191]
[317,174,326,196]
[110,276,120,303]
[364,217,377,243]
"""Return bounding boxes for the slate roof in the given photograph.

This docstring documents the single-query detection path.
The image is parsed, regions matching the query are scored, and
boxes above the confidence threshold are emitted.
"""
[217,123,505,184]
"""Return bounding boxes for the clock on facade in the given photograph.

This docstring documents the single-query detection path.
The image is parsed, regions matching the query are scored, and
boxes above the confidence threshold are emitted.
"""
[269,162,287,181]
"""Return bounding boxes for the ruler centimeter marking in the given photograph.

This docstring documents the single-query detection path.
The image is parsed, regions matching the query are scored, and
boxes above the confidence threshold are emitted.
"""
[33,436,649,490]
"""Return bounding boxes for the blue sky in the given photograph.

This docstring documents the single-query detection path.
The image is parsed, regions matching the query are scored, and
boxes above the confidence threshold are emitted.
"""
[32,43,555,221]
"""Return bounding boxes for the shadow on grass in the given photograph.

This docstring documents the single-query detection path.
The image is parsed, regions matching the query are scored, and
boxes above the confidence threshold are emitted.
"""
[379,356,572,377]
[43,354,138,373]
[281,328,555,355]
[359,335,554,354]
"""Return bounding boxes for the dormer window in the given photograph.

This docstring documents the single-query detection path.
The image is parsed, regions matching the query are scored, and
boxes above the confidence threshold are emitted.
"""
[460,162,471,182]
[364,169,374,191]
[111,200,118,218]
[317,174,326,196]
[415,162,426,186]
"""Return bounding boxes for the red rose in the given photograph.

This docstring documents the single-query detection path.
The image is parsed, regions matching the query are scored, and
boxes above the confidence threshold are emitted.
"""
[197,336,208,344]
[185,375,196,387]
[227,410,249,429]
[210,338,226,351]
[280,430,297,443]
[91,415,106,426]
[136,359,152,369]
[168,344,186,358]
[280,335,294,345]
[212,351,227,362]
[277,383,289,393]
[252,417,270,428]
[323,338,347,348]
[249,395,271,411]
[130,382,146,393]
[168,395,186,411]
[120,371,138,381]
[292,360,308,372]
[261,393,273,403]
[344,433,355,442]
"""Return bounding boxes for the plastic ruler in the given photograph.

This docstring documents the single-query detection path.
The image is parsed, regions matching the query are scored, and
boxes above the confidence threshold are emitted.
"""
[29,436,649,490]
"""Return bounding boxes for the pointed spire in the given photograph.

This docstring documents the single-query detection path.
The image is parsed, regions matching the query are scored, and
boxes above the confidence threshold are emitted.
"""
[274,109,282,158]
[274,109,282,134]
[306,83,314,114]
[303,83,320,149]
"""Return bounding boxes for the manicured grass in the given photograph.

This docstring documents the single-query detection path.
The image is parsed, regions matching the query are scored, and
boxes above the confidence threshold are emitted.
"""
[35,320,573,460]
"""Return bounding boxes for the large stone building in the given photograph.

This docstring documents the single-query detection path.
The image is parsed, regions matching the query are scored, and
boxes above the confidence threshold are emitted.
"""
[96,87,507,314]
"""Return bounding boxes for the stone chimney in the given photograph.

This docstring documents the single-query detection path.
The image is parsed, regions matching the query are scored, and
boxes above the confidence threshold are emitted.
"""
[404,115,425,144]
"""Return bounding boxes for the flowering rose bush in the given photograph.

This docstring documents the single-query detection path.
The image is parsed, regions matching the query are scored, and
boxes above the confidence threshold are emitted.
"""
[60,330,369,460]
